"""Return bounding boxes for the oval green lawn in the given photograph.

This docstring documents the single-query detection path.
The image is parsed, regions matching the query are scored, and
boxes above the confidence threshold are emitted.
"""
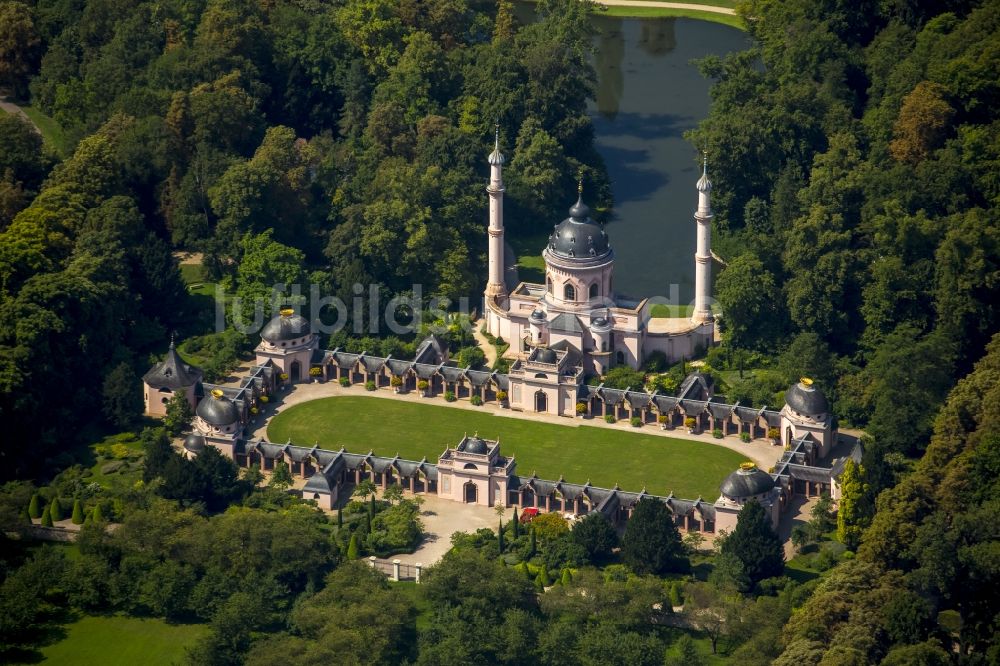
[41,615,208,665]
[267,396,746,500]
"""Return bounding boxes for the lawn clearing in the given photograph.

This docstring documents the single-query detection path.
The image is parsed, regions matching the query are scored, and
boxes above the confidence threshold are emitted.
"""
[267,396,744,499]
[41,615,208,665]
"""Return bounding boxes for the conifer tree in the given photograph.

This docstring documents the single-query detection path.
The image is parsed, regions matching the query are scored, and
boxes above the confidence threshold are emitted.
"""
[538,564,551,587]
[28,493,41,519]
[669,581,683,607]
[621,498,689,575]
[92,503,104,523]
[528,526,536,557]
[836,459,871,550]
[337,507,343,527]
[40,506,53,527]
[347,533,359,560]
[720,500,784,586]
[49,497,62,522]
[512,508,520,538]
[71,499,84,525]
[560,568,572,586]
[498,518,505,553]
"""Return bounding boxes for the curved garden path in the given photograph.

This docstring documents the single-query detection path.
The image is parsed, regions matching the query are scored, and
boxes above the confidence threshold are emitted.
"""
[0,96,41,134]
[598,0,735,15]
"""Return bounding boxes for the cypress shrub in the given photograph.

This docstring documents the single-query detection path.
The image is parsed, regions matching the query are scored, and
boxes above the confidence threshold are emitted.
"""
[92,504,104,523]
[337,507,343,527]
[669,581,683,607]
[49,498,62,522]
[347,533,359,560]
[561,568,572,586]
[28,494,41,519]
[40,506,53,527]
[529,527,537,557]
[20,507,31,524]
[71,499,84,525]
[512,508,520,538]
[539,565,551,586]
[498,519,505,552]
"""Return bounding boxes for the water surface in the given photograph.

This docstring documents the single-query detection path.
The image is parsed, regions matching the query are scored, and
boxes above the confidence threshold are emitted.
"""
[587,16,748,301]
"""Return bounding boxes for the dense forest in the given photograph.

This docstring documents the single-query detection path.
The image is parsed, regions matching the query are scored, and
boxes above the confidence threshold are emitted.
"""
[0,0,610,476]
[0,0,998,663]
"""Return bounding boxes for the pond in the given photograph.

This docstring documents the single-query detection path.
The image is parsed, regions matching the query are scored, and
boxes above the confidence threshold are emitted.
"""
[508,10,748,303]
[589,15,748,301]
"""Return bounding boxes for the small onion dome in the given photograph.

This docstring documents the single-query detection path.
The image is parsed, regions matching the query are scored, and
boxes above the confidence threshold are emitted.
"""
[590,315,612,332]
[261,308,311,343]
[697,158,712,193]
[536,348,558,364]
[489,127,505,166]
[720,462,774,499]
[530,309,546,322]
[547,196,611,261]
[183,433,206,453]
[785,377,829,419]
[464,436,489,454]
[197,389,240,426]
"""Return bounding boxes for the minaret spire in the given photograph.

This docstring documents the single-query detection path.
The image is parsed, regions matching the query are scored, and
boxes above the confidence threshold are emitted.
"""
[692,152,714,324]
[485,123,507,303]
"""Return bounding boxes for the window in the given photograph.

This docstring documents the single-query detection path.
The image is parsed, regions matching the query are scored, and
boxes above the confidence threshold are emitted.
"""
[564,284,575,301]
[546,277,553,294]
[589,283,598,299]
[601,341,607,352]
[616,351,625,365]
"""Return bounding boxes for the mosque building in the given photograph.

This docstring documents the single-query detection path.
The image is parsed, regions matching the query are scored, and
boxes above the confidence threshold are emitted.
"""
[143,134,853,534]
[482,130,716,378]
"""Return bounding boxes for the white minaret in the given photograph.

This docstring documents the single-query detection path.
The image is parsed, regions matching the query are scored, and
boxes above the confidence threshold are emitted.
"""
[485,125,507,300]
[692,154,714,323]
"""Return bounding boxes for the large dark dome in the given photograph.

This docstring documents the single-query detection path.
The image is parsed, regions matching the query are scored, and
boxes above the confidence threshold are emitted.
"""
[261,309,311,343]
[197,391,240,426]
[464,436,489,454]
[720,464,774,499]
[785,379,829,418]
[546,196,611,261]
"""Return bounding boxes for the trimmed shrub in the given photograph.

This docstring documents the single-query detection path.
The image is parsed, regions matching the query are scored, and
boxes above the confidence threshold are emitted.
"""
[576,402,587,415]
[767,427,780,440]
[92,504,104,523]
[390,375,403,387]
[657,414,668,424]
[684,417,697,429]
[417,380,429,390]
[28,494,41,519]
[740,432,752,443]
[630,416,642,427]
[669,581,683,607]
[71,499,84,525]
[347,533,360,559]
[470,395,483,406]
[444,391,456,402]
[712,428,724,439]
[604,414,616,424]
[339,377,350,387]
[40,507,53,527]
[561,568,572,586]
[49,498,62,522]
[309,366,323,377]
[496,390,508,402]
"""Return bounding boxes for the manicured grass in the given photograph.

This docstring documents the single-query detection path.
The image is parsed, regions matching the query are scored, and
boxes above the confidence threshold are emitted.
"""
[17,105,70,157]
[41,615,208,665]
[268,396,745,498]
[650,303,694,318]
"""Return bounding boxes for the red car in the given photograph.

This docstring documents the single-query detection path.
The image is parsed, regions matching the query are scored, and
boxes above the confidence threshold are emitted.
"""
[519,508,539,524]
